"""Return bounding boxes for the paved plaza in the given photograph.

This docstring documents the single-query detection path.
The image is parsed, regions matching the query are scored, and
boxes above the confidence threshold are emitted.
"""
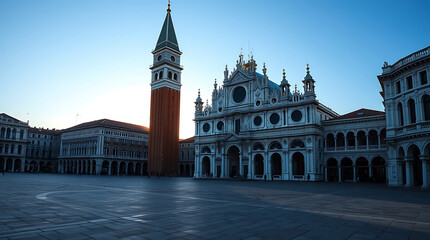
[1,174,430,240]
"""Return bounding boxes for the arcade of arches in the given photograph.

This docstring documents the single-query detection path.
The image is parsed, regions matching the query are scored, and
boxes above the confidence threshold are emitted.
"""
[396,143,430,187]
[58,160,148,176]
[0,158,57,173]
[325,157,386,183]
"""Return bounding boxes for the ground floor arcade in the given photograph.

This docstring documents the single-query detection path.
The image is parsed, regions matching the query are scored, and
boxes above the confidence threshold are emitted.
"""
[325,156,386,183]
[195,143,317,181]
[58,159,148,176]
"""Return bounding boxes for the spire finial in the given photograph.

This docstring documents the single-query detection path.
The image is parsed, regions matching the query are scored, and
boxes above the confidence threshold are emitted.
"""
[198,88,200,96]
[167,0,171,12]
[306,63,310,74]
[295,84,298,92]
[283,69,286,78]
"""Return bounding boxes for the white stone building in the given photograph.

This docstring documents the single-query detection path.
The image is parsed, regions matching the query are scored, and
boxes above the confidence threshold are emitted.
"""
[193,55,338,181]
[0,113,28,172]
[379,46,430,187]
[178,136,195,177]
[58,119,149,176]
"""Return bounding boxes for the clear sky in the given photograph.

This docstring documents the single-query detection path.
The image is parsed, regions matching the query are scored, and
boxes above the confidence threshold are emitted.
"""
[1,0,429,139]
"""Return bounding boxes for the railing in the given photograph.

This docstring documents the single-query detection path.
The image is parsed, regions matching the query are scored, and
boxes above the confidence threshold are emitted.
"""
[326,147,335,151]
[357,145,367,150]
[336,146,345,151]
[346,146,355,150]
[392,47,429,70]
[369,145,379,149]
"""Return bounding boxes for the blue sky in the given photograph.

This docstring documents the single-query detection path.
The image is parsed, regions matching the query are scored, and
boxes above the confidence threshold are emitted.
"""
[1,0,429,138]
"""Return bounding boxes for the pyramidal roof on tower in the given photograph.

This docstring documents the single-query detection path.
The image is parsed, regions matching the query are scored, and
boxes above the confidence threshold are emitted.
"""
[154,4,179,52]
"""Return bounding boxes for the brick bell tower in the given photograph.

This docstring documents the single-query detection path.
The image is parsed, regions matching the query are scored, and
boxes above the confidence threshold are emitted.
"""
[148,2,182,176]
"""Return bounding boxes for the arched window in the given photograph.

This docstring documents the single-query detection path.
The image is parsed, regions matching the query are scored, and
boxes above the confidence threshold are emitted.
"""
[292,152,305,175]
[326,134,335,148]
[408,99,416,124]
[290,139,305,148]
[6,128,11,138]
[346,132,355,147]
[155,73,158,80]
[336,132,345,148]
[159,71,163,79]
[397,102,404,126]
[201,146,211,154]
[269,141,282,150]
[357,131,366,148]
[168,71,172,79]
[12,129,17,139]
[423,94,430,121]
[0,127,5,138]
[19,130,24,139]
[174,73,178,80]
[368,130,378,146]
[253,143,264,151]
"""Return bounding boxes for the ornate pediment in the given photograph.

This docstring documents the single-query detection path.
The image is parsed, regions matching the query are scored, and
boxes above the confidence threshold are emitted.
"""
[226,69,251,86]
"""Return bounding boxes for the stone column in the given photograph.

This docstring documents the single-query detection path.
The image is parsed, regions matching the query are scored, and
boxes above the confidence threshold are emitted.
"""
[366,134,369,149]
[108,161,112,175]
[96,160,101,175]
[11,160,15,172]
[369,165,372,180]
[405,158,413,187]
[420,156,429,188]
[220,146,225,178]
[338,166,342,182]
[355,135,358,150]
[247,144,252,179]
[133,162,136,175]
[117,162,120,175]
[353,165,356,183]
[324,165,328,182]
[239,153,243,177]
[125,162,129,175]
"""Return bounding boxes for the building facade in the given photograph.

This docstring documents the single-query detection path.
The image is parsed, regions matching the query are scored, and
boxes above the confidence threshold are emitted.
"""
[178,136,195,177]
[58,119,149,176]
[0,113,28,172]
[193,46,430,187]
[148,4,182,176]
[323,109,388,183]
[25,127,61,173]
[379,46,430,187]
[193,56,338,181]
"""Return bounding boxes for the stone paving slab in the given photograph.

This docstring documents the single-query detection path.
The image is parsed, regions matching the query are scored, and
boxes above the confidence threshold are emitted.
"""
[1,173,430,239]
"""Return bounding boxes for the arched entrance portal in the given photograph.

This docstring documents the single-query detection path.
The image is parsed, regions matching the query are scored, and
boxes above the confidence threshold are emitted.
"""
[227,146,240,178]
[327,158,338,182]
[407,145,422,186]
[341,158,353,181]
[254,154,264,177]
[202,156,210,177]
[185,164,190,176]
[111,161,118,175]
[271,153,282,177]
[371,157,386,183]
[179,164,184,176]
[292,152,305,176]
[356,157,369,182]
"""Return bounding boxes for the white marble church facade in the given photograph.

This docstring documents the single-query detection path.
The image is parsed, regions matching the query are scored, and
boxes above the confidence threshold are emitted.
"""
[193,55,338,181]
